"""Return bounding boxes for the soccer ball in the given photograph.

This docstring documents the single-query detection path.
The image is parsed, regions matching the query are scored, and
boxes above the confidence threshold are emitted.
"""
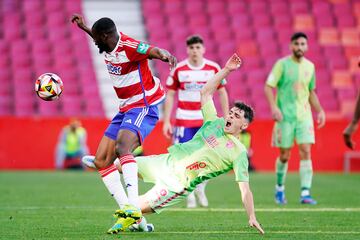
[35,73,64,101]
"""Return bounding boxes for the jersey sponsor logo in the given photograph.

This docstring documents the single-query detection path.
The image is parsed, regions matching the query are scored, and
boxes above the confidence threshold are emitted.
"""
[184,82,204,91]
[137,42,150,54]
[107,63,122,75]
[186,161,207,171]
[205,135,219,148]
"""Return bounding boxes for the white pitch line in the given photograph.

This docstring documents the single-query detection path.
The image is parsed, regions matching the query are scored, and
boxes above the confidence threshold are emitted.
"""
[1,206,360,212]
[168,207,360,212]
[145,230,360,235]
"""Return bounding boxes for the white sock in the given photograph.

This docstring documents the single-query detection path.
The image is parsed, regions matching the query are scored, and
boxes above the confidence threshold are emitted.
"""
[301,189,310,197]
[276,185,285,191]
[187,191,196,208]
[195,180,208,194]
[138,217,148,232]
[120,154,139,208]
[99,164,129,208]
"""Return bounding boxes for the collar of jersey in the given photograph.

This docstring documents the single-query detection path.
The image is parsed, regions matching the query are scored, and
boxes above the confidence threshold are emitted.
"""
[186,59,206,70]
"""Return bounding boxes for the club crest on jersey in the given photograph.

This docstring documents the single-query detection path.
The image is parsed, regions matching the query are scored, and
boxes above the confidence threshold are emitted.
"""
[107,63,122,75]
[160,189,167,196]
[205,135,219,148]
[186,161,207,171]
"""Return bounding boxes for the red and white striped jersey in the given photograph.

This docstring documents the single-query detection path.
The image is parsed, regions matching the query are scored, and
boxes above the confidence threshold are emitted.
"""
[166,59,226,127]
[104,32,165,113]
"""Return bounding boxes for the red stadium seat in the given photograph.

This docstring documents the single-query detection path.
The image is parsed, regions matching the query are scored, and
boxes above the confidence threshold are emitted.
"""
[290,1,310,14]
[237,41,258,57]
[337,15,356,28]
[37,99,60,116]
[270,2,289,15]
[319,28,340,45]
[294,14,314,31]
[349,57,360,74]
[344,46,360,59]
[341,28,360,46]
[332,71,353,88]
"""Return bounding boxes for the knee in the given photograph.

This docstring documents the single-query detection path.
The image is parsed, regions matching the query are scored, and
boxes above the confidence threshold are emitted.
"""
[279,151,290,163]
[299,148,311,159]
[115,140,131,157]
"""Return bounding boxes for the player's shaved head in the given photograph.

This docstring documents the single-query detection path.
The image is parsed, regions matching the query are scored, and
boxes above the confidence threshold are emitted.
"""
[234,101,254,123]
[91,17,118,54]
[92,17,116,34]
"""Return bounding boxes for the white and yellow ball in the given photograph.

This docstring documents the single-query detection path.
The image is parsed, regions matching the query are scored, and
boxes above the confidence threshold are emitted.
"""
[35,73,63,101]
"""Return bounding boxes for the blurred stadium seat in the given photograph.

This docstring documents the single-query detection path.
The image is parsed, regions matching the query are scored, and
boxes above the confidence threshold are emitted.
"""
[0,0,103,117]
[142,0,359,119]
[1,0,359,120]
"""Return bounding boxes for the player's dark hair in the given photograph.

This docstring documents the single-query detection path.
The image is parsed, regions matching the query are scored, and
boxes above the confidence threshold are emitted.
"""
[234,101,254,123]
[186,35,204,46]
[291,32,308,42]
[92,17,116,34]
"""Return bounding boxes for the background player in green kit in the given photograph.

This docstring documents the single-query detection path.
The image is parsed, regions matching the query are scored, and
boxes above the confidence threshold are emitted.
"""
[83,54,264,234]
[264,32,326,205]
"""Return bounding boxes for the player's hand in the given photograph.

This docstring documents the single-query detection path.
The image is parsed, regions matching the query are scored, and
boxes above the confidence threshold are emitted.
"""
[158,49,177,70]
[271,106,283,122]
[249,218,264,235]
[162,121,173,139]
[167,54,177,70]
[343,122,358,149]
[71,14,86,28]
[225,53,242,72]
[317,110,326,129]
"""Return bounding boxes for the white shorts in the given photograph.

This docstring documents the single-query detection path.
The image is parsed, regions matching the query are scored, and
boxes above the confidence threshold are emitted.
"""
[137,154,190,213]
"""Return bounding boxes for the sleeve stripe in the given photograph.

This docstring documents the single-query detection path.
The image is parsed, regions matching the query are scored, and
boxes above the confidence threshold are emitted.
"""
[120,41,137,49]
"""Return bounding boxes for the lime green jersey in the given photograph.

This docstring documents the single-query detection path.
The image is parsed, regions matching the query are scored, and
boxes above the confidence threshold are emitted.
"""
[266,56,316,121]
[167,100,249,191]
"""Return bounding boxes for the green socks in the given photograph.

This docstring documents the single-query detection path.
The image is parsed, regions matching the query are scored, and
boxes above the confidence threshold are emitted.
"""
[300,159,313,192]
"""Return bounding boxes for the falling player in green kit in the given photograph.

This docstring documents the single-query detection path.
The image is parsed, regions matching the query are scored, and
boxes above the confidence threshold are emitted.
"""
[264,32,326,205]
[83,54,264,234]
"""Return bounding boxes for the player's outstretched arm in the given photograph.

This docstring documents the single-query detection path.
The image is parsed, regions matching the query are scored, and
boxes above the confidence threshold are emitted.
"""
[149,48,177,70]
[309,90,326,129]
[71,14,94,39]
[264,85,283,121]
[201,54,242,106]
[238,182,264,235]
[343,92,360,149]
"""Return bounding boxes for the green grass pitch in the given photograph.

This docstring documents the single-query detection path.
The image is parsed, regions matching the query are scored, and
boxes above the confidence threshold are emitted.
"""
[0,171,359,239]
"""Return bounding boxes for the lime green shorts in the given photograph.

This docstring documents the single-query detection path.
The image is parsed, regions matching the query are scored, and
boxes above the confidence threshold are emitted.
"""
[137,154,189,213]
[271,119,315,148]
